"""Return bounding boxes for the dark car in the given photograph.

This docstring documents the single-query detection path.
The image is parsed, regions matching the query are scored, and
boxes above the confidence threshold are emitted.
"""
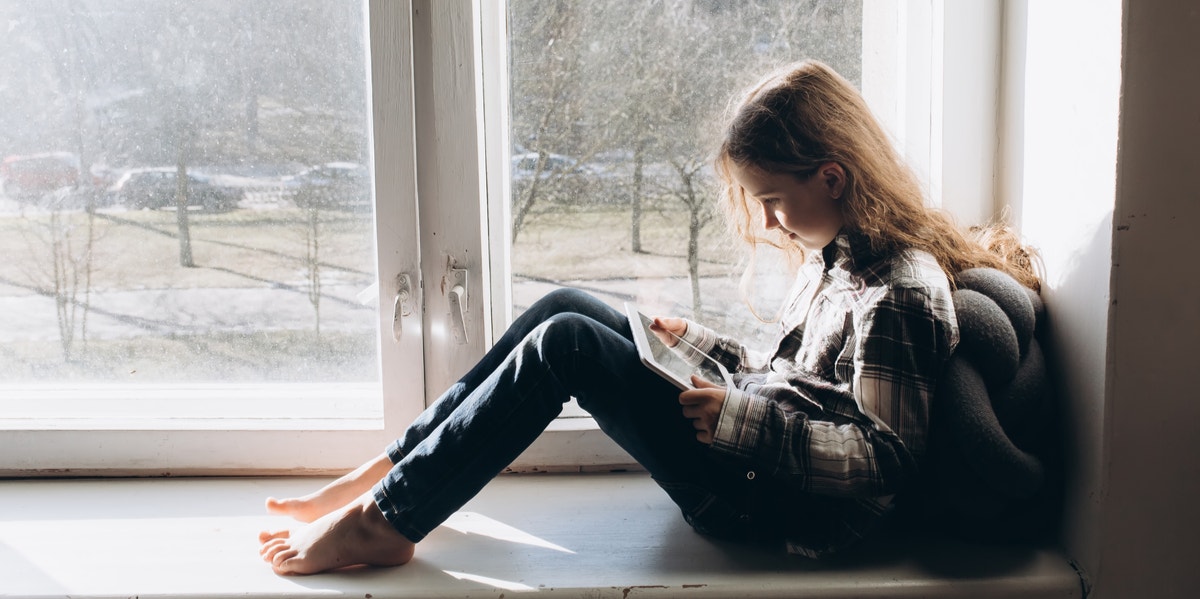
[109,168,241,212]
[284,162,371,211]
[510,151,598,204]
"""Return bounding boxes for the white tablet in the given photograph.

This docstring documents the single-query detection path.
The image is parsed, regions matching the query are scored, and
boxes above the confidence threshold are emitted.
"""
[625,302,733,390]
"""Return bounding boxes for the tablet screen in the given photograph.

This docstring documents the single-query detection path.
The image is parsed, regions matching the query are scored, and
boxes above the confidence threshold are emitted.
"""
[631,309,728,389]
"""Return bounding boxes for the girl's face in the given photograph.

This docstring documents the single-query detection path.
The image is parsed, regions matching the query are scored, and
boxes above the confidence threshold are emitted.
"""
[730,162,845,252]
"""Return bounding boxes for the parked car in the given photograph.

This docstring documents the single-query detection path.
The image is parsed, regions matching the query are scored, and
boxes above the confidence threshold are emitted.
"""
[510,151,598,204]
[284,162,371,211]
[109,168,241,212]
[0,152,81,201]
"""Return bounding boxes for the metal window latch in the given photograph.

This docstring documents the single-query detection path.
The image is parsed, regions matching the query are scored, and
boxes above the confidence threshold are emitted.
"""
[448,267,468,344]
[392,274,413,343]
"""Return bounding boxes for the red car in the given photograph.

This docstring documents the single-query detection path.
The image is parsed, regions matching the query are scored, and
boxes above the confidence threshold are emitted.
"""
[0,152,81,201]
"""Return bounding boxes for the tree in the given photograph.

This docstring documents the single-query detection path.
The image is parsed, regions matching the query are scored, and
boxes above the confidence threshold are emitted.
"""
[0,0,107,360]
[304,204,323,337]
[508,1,619,240]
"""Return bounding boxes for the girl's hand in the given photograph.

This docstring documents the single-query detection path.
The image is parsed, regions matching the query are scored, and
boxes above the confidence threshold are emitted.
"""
[679,375,725,445]
[649,316,687,348]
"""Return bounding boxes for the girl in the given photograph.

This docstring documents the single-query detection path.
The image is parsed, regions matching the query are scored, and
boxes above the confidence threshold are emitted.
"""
[258,60,1039,575]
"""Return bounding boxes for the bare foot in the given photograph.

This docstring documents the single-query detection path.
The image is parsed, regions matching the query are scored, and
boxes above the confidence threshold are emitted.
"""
[259,494,415,575]
[267,453,394,522]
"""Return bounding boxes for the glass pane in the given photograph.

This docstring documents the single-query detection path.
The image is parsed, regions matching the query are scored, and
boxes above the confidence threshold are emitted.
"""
[506,0,862,346]
[0,0,378,385]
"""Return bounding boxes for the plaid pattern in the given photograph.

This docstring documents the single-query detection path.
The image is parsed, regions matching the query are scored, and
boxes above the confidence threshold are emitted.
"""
[676,233,958,556]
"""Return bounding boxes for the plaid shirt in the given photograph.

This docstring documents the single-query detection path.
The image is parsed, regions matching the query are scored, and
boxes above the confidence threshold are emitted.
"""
[677,232,958,557]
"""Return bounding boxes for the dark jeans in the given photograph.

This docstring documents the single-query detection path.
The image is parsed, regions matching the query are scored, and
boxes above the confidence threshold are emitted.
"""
[371,288,778,544]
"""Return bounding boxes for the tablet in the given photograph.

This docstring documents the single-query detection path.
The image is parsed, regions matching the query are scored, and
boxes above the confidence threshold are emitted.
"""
[625,302,733,390]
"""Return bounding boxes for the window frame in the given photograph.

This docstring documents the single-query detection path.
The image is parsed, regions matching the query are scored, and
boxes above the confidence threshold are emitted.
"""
[0,0,426,476]
[477,0,1004,470]
[0,0,1003,475]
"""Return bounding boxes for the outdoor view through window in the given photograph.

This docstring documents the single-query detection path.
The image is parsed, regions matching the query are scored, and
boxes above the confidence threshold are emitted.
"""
[506,0,862,347]
[0,1,377,385]
[1,0,865,394]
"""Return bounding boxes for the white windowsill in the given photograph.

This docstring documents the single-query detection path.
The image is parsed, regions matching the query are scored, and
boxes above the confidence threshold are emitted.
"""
[0,383,383,431]
[0,473,1081,598]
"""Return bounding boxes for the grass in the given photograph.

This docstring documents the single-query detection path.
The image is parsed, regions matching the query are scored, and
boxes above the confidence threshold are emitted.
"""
[0,201,748,382]
[0,330,378,383]
[512,203,740,281]
[0,207,375,292]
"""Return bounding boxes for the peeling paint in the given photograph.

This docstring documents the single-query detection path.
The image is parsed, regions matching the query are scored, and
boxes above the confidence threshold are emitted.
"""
[619,585,669,598]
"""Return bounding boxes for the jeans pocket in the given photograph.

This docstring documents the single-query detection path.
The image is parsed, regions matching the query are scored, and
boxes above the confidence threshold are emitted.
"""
[653,478,754,541]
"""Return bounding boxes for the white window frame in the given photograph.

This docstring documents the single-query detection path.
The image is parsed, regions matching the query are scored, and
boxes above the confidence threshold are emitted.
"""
[470,0,1004,470]
[863,0,1002,227]
[0,0,1003,475]
[0,0,426,476]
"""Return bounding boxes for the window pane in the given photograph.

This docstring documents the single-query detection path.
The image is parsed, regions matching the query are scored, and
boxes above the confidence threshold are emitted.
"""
[506,0,862,346]
[0,0,379,385]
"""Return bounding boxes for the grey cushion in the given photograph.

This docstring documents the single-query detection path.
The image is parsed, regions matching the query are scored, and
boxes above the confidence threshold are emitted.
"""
[910,268,1061,542]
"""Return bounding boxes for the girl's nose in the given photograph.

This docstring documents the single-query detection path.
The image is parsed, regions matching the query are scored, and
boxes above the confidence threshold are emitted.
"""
[760,204,779,230]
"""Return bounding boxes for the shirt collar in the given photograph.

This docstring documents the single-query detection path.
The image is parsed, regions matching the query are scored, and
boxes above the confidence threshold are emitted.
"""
[818,231,882,279]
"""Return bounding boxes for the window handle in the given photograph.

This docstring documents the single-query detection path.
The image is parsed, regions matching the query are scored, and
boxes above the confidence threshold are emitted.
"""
[448,267,468,344]
[393,274,413,343]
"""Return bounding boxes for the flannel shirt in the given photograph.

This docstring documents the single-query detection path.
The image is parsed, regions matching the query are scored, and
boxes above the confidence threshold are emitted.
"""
[676,232,958,557]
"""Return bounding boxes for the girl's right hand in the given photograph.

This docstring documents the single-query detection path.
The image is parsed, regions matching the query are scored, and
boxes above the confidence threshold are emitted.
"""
[649,317,687,348]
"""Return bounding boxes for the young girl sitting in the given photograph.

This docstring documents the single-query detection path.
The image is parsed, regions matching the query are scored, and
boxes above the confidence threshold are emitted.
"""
[258,59,1039,575]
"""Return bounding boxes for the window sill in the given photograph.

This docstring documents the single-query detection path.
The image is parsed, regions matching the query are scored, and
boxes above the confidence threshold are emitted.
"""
[0,473,1081,598]
[0,383,382,431]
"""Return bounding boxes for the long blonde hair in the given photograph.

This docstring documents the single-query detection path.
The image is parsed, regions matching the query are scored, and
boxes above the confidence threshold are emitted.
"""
[717,60,1040,292]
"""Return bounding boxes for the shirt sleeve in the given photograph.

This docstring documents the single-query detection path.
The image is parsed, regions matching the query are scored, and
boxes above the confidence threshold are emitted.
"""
[709,285,955,497]
[676,319,768,374]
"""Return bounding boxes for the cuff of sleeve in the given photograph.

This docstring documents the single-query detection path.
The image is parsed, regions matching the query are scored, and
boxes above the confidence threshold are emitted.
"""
[677,319,718,366]
[710,386,756,459]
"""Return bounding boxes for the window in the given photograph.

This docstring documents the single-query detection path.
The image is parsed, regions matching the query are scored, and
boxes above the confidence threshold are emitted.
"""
[1,0,1000,474]
[0,0,424,474]
[476,1,1000,468]
[503,0,862,346]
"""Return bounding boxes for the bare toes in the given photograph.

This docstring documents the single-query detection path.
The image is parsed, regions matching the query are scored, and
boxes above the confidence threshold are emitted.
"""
[259,529,290,543]
[260,538,290,560]
[272,549,301,573]
[265,497,293,513]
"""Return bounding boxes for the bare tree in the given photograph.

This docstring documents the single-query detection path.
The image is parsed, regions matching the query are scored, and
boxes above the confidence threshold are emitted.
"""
[1,0,107,359]
[302,203,325,337]
[508,1,618,240]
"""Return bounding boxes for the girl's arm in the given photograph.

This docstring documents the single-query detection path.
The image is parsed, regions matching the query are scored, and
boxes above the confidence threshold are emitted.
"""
[670,319,769,374]
[707,285,956,497]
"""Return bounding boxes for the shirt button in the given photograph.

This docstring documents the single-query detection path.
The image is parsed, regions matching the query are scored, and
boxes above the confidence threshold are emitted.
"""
[745,471,756,480]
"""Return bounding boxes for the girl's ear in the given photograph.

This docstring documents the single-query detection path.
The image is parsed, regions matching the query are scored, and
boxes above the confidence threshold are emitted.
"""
[820,162,846,199]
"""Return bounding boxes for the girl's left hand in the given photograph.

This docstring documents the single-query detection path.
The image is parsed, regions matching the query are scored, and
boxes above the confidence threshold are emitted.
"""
[679,375,726,445]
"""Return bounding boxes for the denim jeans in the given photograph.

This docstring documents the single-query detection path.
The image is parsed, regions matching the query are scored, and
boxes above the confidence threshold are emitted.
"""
[371,287,778,544]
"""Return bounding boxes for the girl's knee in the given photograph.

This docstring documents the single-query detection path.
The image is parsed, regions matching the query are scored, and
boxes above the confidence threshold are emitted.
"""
[536,287,594,311]
[527,288,602,322]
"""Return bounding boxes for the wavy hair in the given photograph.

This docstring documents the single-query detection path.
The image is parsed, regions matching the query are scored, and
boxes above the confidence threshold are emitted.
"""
[716,60,1040,293]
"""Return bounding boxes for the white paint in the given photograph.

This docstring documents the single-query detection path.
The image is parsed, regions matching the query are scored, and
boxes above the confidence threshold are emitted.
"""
[1098,1,1200,597]
[939,0,1002,226]
[862,1,1001,226]
[999,0,1122,588]
[412,0,492,400]
[1002,1,1200,596]
[0,474,1080,598]
[0,1,424,474]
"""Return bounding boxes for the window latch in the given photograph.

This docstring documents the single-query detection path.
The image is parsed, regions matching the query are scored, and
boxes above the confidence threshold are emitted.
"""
[393,274,413,343]
[448,267,468,345]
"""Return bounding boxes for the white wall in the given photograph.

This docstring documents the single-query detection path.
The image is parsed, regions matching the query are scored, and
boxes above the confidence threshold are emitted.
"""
[1002,1,1200,596]
[1100,0,1200,596]
[999,0,1121,586]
